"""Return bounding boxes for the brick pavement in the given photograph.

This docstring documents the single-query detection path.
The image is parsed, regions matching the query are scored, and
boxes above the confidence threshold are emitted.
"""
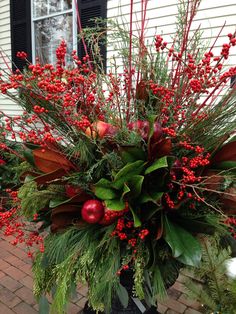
[0,233,203,313]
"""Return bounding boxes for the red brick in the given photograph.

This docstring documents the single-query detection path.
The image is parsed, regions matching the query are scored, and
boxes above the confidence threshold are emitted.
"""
[1,275,23,292]
[20,264,32,276]
[10,248,27,259]
[0,241,12,251]
[0,285,21,308]
[67,302,81,314]
[161,298,187,313]
[77,296,87,308]
[78,285,88,297]
[4,255,25,267]
[0,250,11,259]
[0,271,5,279]
[12,302,38,314]
[176,274,189,284]
[172,281,187,294]
[33,303,39,311]
[184,308,203,314]
[167,287,182,300]
[158,303,168,314]
[15,286,36,305]
[0,259,11,270]
[178,294,202,310]
[4,266,26,281]
[0,301,15,314]
[20,275,34,290]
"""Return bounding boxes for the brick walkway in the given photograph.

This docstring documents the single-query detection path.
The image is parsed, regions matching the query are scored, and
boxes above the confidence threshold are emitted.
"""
[0,233,203,314]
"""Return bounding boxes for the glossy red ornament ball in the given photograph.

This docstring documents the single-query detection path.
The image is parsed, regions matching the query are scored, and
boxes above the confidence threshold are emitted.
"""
[81,200,104,224]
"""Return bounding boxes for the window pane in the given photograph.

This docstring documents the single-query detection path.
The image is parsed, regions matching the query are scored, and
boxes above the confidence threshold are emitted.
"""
[33,0,72,18]
[34,13,73,64]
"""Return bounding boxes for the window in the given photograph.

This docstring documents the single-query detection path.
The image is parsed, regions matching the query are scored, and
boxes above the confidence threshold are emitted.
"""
[10,0,107,70]
[31,0,76,64]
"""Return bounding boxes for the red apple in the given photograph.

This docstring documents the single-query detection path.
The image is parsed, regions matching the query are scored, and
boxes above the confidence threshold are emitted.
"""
[128,120,162,142]
[81,200,104,224]
[85,121,118,139]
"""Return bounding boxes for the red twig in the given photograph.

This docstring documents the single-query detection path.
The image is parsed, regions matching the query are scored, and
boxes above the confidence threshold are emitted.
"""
[126,0,134,123]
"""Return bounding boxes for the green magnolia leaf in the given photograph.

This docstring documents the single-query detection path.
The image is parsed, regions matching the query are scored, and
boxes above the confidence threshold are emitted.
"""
[39,295,49,314]
[145,157,168,175]
[113,160,146,189]
[121,183,130,199]
[105,198,125,211]
[214,161,236,170]
[140,191,163,204]
[94,178,118,200]
[49,198,68,208]
[147,115,157,142]
[24,142,41,150]
[23,149,36,167]
[163,216,202,267]
[116,284,129,308]
[127,175,144,198]
[120,146,146,163]
[130,207,141,227]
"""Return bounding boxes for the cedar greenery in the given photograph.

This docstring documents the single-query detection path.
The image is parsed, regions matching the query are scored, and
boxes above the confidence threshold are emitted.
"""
[186,237,236,313]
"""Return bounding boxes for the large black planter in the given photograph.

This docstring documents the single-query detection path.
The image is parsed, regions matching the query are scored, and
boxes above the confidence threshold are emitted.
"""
[82,270,159,313]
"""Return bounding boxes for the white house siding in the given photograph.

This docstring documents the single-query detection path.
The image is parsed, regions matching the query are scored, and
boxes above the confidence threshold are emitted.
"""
[0,0,236,114]
[0,0,21,116]
[107,0,236,68]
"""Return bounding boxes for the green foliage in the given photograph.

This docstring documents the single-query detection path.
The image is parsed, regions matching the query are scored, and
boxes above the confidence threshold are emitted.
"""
[163,216,202,267]
[186,237,236,313]
[18,181,56,218]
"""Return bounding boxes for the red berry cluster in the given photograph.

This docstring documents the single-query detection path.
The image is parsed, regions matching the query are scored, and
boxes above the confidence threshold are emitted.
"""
[155,35,167,51]
[111,217,150,244]
[225,217,236,239]
[100,206,129,225]
[16,51,27,59]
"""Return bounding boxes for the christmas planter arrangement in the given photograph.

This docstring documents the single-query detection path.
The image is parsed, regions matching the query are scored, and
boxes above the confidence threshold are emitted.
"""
[0,0,236,313]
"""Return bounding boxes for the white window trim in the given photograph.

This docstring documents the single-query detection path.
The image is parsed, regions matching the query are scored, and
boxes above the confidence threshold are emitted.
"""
[30,0,77,63]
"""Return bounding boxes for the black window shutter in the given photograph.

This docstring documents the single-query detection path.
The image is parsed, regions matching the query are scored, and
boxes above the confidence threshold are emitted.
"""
[77,0,107,66]
[10,0,32,71]
[230,75,236,88]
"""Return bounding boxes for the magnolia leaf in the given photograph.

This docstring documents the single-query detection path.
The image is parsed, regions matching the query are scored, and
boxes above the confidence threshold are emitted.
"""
[145,157,168,175]
[51,204,81,233]
[120,146,146,163]
[117,284,129,308]
[147,115,157,142]
[121,183,130,199]
[24,142,40,150]
[213,161,236,170]
[49,198,67,208]
[127,175,144,198]
[130,207,141,227]
[94,178,118,200]
[23,149,35,167]
[113,160,146,189]
[140,191,163,204]
[212,140,236,164]
[34,168,68,185]
[105,198,125,211]
[163,216,202,267]
[39,296,49,314]
[95,186,117,200]
[33,147,74,173]
[156,138,172,158]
